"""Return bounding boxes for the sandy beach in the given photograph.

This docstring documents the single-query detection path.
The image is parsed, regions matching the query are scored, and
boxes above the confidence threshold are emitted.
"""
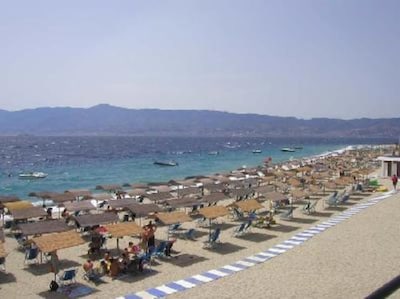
[1,148,399,299]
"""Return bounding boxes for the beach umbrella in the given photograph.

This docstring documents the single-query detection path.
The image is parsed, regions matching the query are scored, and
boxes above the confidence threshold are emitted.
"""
[198,206,229,239]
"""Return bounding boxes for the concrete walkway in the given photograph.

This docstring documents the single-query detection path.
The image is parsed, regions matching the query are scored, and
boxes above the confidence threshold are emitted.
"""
[170,191,400,299]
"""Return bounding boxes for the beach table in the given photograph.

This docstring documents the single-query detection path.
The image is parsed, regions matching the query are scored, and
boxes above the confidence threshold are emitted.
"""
[74,213,119,229]
[18,220,70,236]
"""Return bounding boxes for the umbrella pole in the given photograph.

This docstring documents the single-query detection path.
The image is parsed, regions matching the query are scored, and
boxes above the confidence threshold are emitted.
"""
[117,238,120,251]
[209,218,212,240]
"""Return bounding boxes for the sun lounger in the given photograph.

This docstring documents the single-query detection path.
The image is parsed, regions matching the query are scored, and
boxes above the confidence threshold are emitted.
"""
[302,200,318,214]
[337,194,350,204]
[168,223,181,235]
[203,228,221,249]
[0,257,6,272]
[58,268,77,286]
[231,208,244,221]
[24,247,39,264]
[280,207,294,220]
[180,228,196,240]
[325,191,339,207]
[233,222,246,237]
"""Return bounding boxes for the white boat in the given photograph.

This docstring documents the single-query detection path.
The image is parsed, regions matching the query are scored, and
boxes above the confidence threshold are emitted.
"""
[153,160,178,167]
[19,172,48,179]
[252,149,262,154]
[281,147,296,152]
[208,151,219,155]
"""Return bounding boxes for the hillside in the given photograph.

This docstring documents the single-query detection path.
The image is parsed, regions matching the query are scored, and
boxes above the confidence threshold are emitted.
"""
[0,104,399,137]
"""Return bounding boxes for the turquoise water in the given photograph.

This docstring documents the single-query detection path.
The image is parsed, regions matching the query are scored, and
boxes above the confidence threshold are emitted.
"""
[0,136,389,200]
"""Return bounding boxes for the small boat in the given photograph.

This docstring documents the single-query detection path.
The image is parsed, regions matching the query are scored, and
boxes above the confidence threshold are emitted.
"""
[252,149,262,154]
[153,161,178,167]
[19,172,48,179]
[281,147,296,152]
[208,151,219,155]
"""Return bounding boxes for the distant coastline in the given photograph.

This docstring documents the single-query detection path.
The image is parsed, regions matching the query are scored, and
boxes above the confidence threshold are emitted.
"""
[0,104,400,137]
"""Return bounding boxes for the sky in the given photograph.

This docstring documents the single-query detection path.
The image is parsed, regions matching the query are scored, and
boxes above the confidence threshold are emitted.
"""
[0,0,399,119]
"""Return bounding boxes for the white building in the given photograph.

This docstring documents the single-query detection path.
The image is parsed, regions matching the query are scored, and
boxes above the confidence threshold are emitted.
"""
[377,156,400,177]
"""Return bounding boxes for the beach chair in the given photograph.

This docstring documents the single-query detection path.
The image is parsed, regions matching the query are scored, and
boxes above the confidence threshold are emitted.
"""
[231,208,244,221]
[243,219,252,233]
[24,247,39,264]
[180,228,196,240]
[280,207,294,220]
[302,200,318,214]
[168,223,181,235]
[151,241,168,259]
[15,233,27,249]
[195,217,209,228]
[233,222,246,237]
[203,228,221,249]
[337,194,350,204]
[325,192,339,207]
[58,268,77,286]
[0,257,6,272]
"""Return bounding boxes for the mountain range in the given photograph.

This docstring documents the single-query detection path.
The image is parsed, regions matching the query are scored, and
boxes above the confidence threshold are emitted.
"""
[0,104,399,138]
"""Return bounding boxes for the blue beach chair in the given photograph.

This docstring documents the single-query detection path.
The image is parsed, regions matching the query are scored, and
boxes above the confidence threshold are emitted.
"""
[203,228,221,249]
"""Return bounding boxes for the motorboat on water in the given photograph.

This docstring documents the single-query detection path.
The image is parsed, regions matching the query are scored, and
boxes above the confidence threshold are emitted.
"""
[252,149,262,154]
[153,160,179,167]
[19,172,48,179]
[208,151,219,155]
[281,147,296,152]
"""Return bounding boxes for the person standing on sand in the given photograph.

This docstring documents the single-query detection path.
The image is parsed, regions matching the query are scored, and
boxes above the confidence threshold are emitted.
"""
[392,174,398,190]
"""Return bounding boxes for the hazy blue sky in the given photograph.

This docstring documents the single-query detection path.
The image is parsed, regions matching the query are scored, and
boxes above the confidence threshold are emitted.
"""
[0,0,399,119]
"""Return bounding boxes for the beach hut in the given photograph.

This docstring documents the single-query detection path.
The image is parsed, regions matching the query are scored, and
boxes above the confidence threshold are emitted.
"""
[377,155,400,177]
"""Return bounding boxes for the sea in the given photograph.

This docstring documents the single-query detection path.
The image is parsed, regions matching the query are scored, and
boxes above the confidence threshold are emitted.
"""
[0,136,393,201]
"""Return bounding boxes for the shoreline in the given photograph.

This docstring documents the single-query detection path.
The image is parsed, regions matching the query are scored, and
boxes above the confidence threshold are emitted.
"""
[5,144,361,206]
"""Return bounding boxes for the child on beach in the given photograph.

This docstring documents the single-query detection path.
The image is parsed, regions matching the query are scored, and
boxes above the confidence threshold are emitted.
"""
[392,174,398,190]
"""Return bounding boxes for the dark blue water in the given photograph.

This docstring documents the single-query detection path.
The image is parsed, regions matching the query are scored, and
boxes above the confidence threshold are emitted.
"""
[0,136,392,200]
